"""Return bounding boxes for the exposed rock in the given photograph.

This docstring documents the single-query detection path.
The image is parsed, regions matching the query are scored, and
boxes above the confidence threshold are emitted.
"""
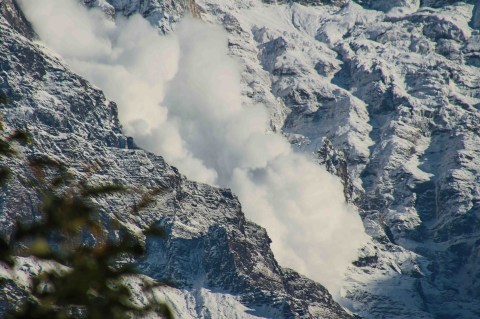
[2,0,480,318]
[472,2,480,29]
[316,138,356,203]
[354,0,420,13]
[0,6,354,318]
[0,0,35,39]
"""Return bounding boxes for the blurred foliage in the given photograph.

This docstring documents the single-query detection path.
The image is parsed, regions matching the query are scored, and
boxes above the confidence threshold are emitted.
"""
[0,92,8,105]
[0,119,173,319]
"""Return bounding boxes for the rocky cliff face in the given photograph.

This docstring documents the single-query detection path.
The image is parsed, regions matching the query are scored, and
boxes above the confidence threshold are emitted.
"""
[0,0,34,38]
[0,1,354,318]
[2,0,480,318]
[82,0,480,318]
[197,1,480,318]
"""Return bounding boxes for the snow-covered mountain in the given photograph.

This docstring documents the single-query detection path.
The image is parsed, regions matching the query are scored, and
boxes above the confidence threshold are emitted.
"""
[0,1,354,318]
[1,0,480,318]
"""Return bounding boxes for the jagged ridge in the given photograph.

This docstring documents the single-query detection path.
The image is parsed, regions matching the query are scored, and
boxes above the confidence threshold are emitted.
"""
[0,1,354,318]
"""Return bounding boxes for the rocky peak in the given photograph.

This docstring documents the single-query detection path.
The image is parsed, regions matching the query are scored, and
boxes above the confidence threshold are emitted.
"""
[0,0,35,39]
[83,0,200,32]
[0,4,355,318]
[316,138,356,203]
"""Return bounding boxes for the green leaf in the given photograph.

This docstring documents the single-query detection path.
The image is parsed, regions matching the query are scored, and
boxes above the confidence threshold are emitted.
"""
[143,225,166,238]
[0,92,8,105]
[8,131,31,145]
[0,166,12,186]
[29,238,51,257]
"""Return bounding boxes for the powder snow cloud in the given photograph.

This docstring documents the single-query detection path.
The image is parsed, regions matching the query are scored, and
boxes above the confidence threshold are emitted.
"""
[19,0,368,295]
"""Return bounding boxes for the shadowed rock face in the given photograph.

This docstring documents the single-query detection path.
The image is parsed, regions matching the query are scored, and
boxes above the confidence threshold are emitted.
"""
[0,4,354,319]
[353,0,420,12]
[0,0,35,39]
[87,0,480,318]
[420,0,477,8]
[473,3,480,29]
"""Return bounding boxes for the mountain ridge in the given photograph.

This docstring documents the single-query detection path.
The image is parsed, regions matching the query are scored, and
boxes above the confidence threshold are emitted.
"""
[0,1,355,318]
[99,0,480,317]
[2,0,480,318]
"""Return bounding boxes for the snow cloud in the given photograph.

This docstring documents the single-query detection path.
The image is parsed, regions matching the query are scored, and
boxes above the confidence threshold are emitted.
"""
[19,0,368,295]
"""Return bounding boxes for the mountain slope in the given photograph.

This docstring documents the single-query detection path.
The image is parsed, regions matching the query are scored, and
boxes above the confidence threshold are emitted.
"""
[85,0,480,318]
[196,1,480,318]
[2,0,480,318]
[0,1,354,318]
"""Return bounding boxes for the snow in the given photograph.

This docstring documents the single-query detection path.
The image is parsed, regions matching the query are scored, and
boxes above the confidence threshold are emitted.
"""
[3,0,480,318]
